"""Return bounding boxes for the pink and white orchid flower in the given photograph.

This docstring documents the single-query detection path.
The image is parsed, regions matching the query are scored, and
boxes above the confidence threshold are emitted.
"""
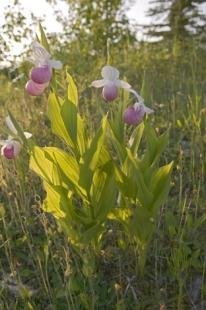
[25,80,49,96]
[123,89,154,125]
[0,116,32,159]
[1,140,21,159]
[25,41,62,96]
[91,65,131,102]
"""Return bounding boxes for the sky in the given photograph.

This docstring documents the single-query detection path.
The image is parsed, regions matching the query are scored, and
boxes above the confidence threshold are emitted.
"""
[128,0,151,24]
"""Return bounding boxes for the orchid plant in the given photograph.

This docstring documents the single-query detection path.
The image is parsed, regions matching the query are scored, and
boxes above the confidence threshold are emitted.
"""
[25,40,62,96]
[0,116,32,159]
[1,25,173,276]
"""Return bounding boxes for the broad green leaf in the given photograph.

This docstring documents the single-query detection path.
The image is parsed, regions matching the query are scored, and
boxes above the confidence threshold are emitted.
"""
[128,207,155,244]
[85,116,107,171]
[108,207,132,222]
[48,92,87,158]
[36,22,50,51]
[30,146,61,185]
[90,169,107,205]
[134,171,153,206]
[30,146,87,199]
[79,222,105,244]
[43,183,68,219]
[77,115,87,155]
[48,93,74,148]
[79,164,93,195]
[150,161,173,212]
[43,182,80,243]
[143,124,168,166]
[79,116,108,191]
[94,173,117,221]
[46,147,87,197]
[61,98,77,145]
[129,122,145,156]
[136,174,154,207]
[109,105,125,144]
[124,149,154,206]
[108,126,127,164]
[70,207,93,226]
[115,167,138,201]
[112,88,129,143]
[90,163,117,221]
[96,144,111,167]
[44,181,91,226]
[44,147,79,184]
[66,72,78,106]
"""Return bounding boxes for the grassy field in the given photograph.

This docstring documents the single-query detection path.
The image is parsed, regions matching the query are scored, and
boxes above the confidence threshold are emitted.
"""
[0,38,206,310]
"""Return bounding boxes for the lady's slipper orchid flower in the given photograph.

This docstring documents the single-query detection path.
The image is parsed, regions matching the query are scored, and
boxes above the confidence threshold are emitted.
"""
[25,80,49,96]
[25,41,62,96]
[123,89,154,125]
[30,65,52,84]
[1,140,21,159]
[0,116,32,159]
[123,103,146,125]
[91,65,131,102]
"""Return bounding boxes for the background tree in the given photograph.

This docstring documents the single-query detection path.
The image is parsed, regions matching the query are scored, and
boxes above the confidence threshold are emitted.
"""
[64,0,136,52]
[147,0,206,43]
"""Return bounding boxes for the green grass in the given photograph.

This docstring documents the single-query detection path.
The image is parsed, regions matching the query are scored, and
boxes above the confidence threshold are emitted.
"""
[0,41,206,309]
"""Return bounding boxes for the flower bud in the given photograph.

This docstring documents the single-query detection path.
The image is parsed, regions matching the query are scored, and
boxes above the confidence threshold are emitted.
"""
[123,105,145,125]
[1,141,21,159]
[30,65,52,84]
[25,80,48,96]
[102,85,118,101]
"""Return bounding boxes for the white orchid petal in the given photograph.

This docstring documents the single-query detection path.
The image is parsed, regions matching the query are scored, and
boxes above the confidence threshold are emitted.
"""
[101,65,119,81]
[143,105,154,114]
[91,79,106,88]
[129,89,141,99]
[138,96,145,104]
[129,89,145,104]
[129,88,137,96]
[5,116,17,135]
[24,132,32,139]
[32,41,50,58]
[103,80,116,87]
[134,102,141,110]
[117,80,132,89]
[30,41,50,66]
[134,102,154,114]
[48,59,63,69]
